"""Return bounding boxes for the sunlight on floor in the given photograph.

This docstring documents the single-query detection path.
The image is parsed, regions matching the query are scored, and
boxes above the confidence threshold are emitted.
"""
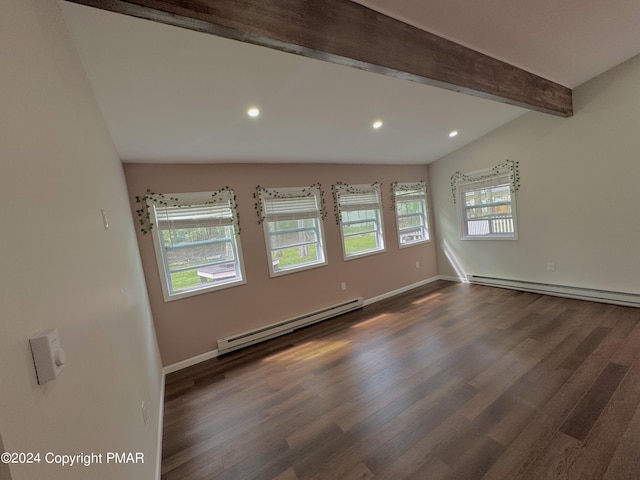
[411,291,443,305]
[350,313,390,328]
[262,339,351,363]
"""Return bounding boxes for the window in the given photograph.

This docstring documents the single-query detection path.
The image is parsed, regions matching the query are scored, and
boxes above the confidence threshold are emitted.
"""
[150,190,245,301]
[334,183,385,259]
[458,174,517,239]
[391,181,430,247]
[258,185,327,276]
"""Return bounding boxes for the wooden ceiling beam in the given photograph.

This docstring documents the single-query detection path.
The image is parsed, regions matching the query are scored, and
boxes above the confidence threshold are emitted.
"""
[66,0,573,117]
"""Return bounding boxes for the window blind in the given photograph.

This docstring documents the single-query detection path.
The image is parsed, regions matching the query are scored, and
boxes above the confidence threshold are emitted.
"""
[392,182,426,201]
[335,184,381,212]
[153,191,234,229]
[260,187,322,222]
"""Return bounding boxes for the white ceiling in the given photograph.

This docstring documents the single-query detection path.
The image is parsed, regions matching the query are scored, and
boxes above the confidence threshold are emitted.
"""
[59,1,640,165]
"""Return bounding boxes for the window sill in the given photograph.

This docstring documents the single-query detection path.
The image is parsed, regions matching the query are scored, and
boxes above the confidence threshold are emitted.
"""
[343,248,386,261]
[268,260,327,278]
[163,278,246,302]
[399,238,431,249]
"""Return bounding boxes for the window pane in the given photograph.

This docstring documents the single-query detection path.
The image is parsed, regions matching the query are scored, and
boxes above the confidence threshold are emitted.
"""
[272,244,320,270]
[400,230,427,245]
[457,174,517,240]
[161,226,241,293]
[392,184,429,248]
[397,200,423,216]
[463,180,512,234]
[267,219,318,250]
[266,219,323,270]
[464,185,511,206]
[260,187,327,276]
[341,210,378,234]
[336,183,385,258]
[467,220,490,236]
[491,217,514,233]
[163,227,234,270]
[466,217,514,236]
[465,204,512,219]
[341,212,381,253]
[398,211,427,245]
[398,214,424,230]
[269,230,318,249]
[344,232,378,255]
[152,190,245,300]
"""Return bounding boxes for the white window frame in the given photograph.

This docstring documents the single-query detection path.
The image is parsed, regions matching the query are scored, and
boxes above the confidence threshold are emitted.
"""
[150,190,246,302]
[392,181,430,248]
[258,185,328,277]
[334,183,386,260]
[457,173,518,240]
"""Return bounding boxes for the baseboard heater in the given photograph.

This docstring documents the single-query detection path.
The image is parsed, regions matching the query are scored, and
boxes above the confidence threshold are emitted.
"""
[467,275,640,308]
[217,297,364,355]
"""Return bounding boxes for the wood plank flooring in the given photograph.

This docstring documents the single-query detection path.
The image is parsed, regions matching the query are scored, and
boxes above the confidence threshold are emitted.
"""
[161,281,640,479]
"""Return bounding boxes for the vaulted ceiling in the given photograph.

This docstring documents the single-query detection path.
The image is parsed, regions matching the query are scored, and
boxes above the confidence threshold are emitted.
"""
[60,0,640,164]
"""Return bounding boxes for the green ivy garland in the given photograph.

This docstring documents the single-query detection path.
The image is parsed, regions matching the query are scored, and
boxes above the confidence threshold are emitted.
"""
[135,187,240,235]
[331,182,382,225]
[450,159,520,203]
[389,181,426,210]
[253,183,327,224]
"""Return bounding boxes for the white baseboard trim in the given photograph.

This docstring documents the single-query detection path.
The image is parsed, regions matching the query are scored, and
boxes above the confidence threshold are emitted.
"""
[155,373,165,480]
[163,349,219,375]
[363,275,443,306]
[437,275,468,283]
[467,275,640,308]
[162,275,447,374]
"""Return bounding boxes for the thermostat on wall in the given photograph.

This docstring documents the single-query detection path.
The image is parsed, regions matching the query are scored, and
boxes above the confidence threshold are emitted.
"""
[29,329,66,384]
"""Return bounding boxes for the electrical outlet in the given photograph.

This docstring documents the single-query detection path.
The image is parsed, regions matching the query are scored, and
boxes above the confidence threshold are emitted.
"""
[416,261,420,269]
[341,282,346,291]
[547,261,555,272]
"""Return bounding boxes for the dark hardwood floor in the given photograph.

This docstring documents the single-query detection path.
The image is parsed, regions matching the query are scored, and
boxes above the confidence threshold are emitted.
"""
[161,280,640,480]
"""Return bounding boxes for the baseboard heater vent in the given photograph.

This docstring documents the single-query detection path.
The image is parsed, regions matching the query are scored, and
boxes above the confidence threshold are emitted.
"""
[217,297,364,355]
[467,275,640,308]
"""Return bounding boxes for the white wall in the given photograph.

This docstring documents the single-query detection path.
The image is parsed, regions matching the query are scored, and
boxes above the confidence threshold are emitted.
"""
[0,1,162,479]
[429,54,640,294]
[0,432,11,480]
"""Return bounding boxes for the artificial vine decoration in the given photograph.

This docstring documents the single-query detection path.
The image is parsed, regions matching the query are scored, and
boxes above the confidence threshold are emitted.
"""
[135,187,241,235]
[135,190,176,234]
[450,159,520,203]
[253,183,327,224]
[389,181,426,210]
[331,182,382,225]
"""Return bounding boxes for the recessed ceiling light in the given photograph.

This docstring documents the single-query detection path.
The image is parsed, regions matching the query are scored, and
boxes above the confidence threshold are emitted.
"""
[449,130,459,138]
[373,120,383,129]
[247,107,260,118]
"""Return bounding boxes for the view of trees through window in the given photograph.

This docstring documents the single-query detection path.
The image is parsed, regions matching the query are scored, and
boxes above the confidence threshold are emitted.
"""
[268,219,323,270]
[341,210,381,255]
[161,226,238,292]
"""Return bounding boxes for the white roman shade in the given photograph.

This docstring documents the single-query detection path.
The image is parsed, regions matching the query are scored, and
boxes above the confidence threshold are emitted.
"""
[259,186,323,222]
[392,182,427,202]
[457,173,511,194]
[153,191,235,229]
[334,183,381,214]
